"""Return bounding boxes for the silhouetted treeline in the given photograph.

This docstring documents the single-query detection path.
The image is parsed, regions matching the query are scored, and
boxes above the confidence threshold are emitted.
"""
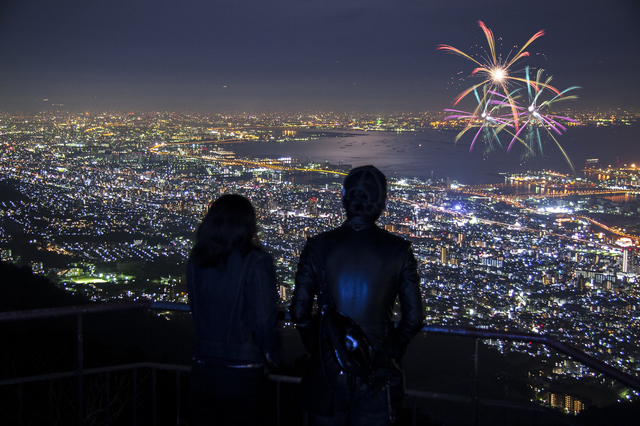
[0,261,88,312]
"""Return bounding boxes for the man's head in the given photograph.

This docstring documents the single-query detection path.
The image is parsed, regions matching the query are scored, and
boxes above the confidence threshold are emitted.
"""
[342,165,387,222]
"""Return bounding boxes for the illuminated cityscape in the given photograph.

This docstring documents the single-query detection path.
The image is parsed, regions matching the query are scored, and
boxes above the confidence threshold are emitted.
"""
[1,109,640,414]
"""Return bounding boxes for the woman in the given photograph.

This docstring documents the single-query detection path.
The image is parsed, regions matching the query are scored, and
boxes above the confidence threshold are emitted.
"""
[187,194,280,426]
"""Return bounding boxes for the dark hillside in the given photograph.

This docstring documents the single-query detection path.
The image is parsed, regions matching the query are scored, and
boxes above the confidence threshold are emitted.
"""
[0,261,88,312]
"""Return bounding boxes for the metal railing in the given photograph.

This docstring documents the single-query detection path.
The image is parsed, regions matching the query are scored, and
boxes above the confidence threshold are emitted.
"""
[420,325,640,425]
[2,300,639,425]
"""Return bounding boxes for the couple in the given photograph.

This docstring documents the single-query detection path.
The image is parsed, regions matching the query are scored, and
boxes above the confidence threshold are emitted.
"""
[187,166,424,425]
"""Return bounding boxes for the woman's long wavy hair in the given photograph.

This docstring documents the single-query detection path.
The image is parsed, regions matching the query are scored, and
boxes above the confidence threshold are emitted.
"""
[190,194,258,268]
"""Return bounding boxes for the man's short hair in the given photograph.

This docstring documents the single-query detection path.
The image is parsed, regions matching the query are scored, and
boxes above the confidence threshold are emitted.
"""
[342,165,387,222]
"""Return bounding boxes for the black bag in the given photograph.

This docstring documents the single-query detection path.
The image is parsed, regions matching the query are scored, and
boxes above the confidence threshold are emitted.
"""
[318,276,406,417]
[318,295,377,404]
[319,292,375,379]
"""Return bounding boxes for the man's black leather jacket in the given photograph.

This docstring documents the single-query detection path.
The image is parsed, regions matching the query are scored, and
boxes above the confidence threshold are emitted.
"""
[187,248,280,366]
[291,216,424,361]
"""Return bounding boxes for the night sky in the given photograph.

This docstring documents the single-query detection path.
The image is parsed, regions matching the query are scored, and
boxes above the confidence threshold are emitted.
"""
[1,0,639,113]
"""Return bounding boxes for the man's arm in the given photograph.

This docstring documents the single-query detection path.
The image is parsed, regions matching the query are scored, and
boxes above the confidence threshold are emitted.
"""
[390,244,424,360]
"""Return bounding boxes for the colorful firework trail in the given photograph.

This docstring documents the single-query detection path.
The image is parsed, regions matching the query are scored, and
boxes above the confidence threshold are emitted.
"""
[444,85,513,154]
[505,67,581,173]
[439,21,580,174]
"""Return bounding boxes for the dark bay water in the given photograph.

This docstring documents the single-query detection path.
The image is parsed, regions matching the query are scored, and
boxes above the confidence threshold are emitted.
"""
[226,126,640,185]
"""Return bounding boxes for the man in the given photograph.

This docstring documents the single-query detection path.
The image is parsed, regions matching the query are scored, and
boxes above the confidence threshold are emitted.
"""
[290,165,423,425]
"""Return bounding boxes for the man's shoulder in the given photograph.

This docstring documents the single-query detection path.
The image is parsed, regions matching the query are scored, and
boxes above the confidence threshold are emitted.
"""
[325,222,411,248]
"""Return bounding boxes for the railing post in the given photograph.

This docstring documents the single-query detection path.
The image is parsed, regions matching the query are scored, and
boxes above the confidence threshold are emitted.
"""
[412,397,417,426]
[76,314,84,426]
[470,337,479,426]
[152,367,157,426]
[49,379,54,426]
[18,382,23,426]
[133,367,137,426]
[176,370,181,426]
[276,380,281,426]
[106,372,111,426]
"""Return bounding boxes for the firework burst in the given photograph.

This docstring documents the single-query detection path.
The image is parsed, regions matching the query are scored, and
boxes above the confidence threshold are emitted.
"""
[437,22,559,103]
[445,85,514,154]
[439,22,580,174]
[504,67,581,173]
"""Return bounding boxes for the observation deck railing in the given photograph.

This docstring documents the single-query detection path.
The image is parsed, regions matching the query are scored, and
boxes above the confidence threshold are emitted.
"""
[1,300,639,425]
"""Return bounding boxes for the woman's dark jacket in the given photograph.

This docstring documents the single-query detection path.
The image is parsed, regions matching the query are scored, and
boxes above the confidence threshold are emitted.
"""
[187,248,280,365]
[290,217,423,414]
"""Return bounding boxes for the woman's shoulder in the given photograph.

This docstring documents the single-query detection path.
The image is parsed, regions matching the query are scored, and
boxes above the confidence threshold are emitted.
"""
[246,248,276,283]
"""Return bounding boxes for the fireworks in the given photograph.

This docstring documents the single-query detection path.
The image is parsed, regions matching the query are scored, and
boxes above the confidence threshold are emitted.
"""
[439,21,580,173]
[437,21,559,107]
[505,67,581,173]
[444,85,514,154]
